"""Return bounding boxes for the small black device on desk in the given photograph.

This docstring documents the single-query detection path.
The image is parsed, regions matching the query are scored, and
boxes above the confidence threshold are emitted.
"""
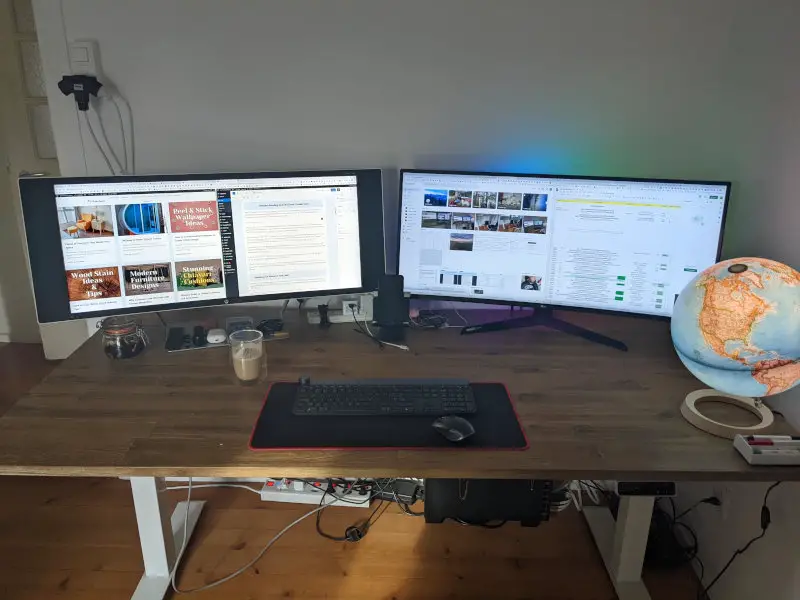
[165,326,191,352]
[165,326,214,352]
[164,315,286,352]
[373,274,409,342]
[165,325,226,352]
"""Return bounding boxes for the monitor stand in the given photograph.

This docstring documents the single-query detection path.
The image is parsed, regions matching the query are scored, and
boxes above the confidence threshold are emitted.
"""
[459,306,628,352]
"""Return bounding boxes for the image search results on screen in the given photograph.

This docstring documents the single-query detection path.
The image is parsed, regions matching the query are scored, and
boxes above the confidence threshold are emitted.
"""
[415,184,551,297]
[399,173,727,317]
[54,177,362,316]
[420,187,548,235]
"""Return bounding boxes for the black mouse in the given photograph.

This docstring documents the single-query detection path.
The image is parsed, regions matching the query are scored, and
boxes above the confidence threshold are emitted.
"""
[432,415,475,443]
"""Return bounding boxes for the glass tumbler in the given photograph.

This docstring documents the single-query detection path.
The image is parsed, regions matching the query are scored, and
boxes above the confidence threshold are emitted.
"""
[229,329,265,383]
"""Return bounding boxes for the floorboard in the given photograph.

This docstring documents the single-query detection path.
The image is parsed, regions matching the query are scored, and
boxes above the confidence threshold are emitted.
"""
[0,477,699,600]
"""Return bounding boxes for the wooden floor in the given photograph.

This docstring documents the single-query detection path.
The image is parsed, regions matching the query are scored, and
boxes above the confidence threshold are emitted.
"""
[0,343,699,599]
[0,478,699,600]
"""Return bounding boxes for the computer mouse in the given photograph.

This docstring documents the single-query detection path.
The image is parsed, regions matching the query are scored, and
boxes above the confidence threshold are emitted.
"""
[432,415,475,443]
[206,328,227,344]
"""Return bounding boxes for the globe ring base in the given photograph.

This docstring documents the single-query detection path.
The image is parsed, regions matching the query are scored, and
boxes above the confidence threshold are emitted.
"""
[681,389,774,439]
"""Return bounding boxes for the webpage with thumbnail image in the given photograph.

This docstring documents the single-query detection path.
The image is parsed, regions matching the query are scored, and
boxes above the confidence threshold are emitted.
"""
[65,267,121,301]
[169,200,220,233]
[176,258,225,291]
[520,274,543,291]
[123,263,174,295]
[116,203,165,236]
[59,205,115,239]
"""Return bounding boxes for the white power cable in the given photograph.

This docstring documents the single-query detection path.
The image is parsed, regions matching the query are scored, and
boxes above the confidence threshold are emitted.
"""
[363,317,409,351]
[109,92,135,173]
[553,480,603,513]
[166,483,262,495]
[91,99,126,174]
[583,481,601,505]
[91,85,135,175]
[168,479,414,592]
[451,303,469,327]
[81,112,117,175]
[170,478,342,594]
[108,96,128,172]
[350,306,409,351]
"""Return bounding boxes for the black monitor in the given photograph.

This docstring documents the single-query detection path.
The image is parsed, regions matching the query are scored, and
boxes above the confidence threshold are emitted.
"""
[398,169,729,322]
[20,169,385,323]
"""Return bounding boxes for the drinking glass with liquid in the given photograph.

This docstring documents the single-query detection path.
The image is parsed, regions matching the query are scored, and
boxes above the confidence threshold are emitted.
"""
[229,329,266,383]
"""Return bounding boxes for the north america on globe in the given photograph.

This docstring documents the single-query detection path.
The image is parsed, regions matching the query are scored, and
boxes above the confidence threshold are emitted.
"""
[671,257,800,398]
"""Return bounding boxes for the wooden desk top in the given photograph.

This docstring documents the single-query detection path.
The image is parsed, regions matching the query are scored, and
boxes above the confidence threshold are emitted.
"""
[1,310,797,481]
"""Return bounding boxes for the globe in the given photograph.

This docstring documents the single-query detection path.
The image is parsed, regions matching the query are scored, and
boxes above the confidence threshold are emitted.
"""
[671,257,800,398]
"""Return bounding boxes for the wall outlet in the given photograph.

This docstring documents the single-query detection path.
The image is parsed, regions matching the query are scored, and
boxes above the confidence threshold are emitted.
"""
[712,484,730,520]
[68,40,102,77]
[306,293,374,324]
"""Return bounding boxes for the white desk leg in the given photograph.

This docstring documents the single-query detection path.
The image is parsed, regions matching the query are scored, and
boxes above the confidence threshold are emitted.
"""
[583,496,654,600]
[129,477,205,600]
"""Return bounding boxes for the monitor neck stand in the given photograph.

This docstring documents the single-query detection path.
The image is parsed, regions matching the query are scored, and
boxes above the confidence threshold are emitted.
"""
[459,306,628,352]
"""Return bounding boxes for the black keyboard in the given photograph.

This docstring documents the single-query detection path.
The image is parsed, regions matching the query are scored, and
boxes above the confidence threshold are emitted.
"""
[291,380,477,416]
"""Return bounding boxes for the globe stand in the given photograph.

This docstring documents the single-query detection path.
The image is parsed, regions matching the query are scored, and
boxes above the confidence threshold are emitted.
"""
[681,389,774,439]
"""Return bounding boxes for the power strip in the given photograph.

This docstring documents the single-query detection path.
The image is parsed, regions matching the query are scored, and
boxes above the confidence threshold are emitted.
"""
[259,479,370,508]
[306,308,371,325]
[306,294,374,325]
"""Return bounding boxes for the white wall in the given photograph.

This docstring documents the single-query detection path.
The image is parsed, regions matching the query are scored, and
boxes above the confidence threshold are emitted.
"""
[0,137,17,340]
[38,0,800,264]
[679,478,800,600]
[672,389,800,600]
[0,121,44,344]
[33,1,800,597]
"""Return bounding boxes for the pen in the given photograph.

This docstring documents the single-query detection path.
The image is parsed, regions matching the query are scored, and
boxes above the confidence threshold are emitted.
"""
[264,332,290,342]
[748,440,800,447]
[746,435,800,441]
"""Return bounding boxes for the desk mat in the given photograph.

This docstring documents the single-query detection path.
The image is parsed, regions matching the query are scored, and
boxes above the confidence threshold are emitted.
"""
[249,382,528,450]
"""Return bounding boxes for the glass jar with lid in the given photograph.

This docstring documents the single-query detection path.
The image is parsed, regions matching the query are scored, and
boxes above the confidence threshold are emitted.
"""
[100,316,148,359]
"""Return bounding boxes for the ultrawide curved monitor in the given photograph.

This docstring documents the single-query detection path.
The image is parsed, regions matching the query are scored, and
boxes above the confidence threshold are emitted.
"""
[21,169,385,323]
[398,169,729,318]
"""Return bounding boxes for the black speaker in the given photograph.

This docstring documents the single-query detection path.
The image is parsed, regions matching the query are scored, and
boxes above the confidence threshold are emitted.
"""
[373,274,409,342]
[423,479,553,527]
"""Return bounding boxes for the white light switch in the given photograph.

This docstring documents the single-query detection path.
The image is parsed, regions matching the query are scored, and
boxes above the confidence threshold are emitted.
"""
[68,40,101,77]
[71,46,89,62]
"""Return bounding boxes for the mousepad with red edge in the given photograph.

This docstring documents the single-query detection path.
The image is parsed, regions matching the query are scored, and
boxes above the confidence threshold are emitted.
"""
[249,382,528,450]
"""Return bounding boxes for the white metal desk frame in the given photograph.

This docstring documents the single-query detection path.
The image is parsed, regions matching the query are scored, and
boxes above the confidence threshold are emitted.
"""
[130,477,204,600]
[128,476,656,600]
[584,497,656,600]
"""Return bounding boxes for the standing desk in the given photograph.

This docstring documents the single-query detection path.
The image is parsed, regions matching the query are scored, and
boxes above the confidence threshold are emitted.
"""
[0,311,796,600]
